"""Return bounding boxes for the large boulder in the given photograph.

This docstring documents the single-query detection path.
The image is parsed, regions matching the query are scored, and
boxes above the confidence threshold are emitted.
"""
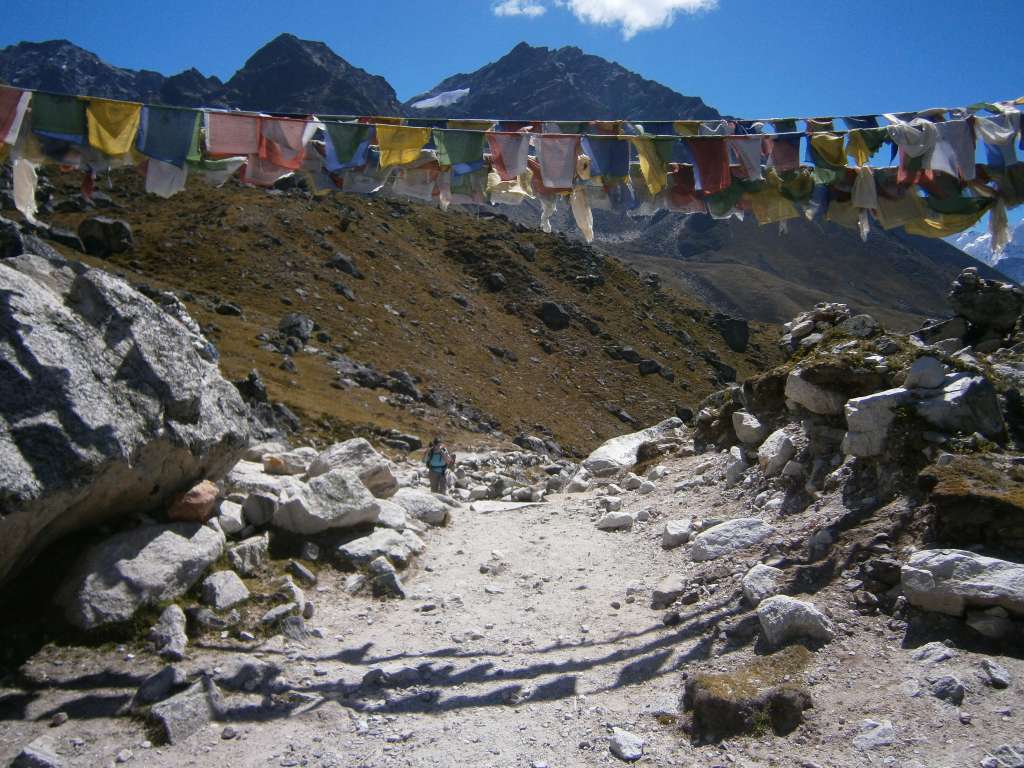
[757,429,796,477]
[306,438,398,498]
[273,470,381,535]
[842,388,912,457]
[785,370,846,416]
[947,267,1024,335]
[56,523,225,629]
[390,487,450,525]
[582,417,683,477]
[337,528,425,568]
[901,549,1024,617]
[690,518,776,562]
[0,253,249,586]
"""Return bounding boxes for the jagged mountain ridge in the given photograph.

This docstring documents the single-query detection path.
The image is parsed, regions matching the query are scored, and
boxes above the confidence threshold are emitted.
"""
[0,35,401,115]
[404,41,719,120]
[950,221,1024,283]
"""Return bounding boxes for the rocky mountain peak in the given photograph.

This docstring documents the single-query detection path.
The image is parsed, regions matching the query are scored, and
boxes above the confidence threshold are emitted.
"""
[405,41,720,120]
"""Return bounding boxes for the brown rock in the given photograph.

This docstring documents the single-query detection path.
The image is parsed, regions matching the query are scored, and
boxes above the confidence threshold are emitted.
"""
[168,480,220,523]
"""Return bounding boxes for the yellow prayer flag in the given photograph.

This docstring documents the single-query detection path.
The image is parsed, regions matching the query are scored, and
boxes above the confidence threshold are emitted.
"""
[810,133,847,168]
[846,132,871,167]
[376,125,431,168]
[749,186,799,225]
[448,120,494,131]
[673,120,700,137]
[876,193,926,230]
[87,98,142,156]
[903,209,987,238]
[629,137,668,196]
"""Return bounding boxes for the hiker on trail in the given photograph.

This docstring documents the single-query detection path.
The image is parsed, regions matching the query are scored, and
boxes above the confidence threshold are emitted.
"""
[425,437,455,494]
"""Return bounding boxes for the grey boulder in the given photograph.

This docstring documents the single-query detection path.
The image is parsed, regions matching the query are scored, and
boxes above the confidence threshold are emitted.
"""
[0,253,249,587]
[390,487,449,525]
[690,518,776,562]
[149,604,188,661]
[149,677,224,745]
[201,570,250,611]
[56,523,225,629]
[274,469,380,534]
[901,549,1024,616]
[338,528,426,568]
[306,438,398,498]
[757,595,835,647]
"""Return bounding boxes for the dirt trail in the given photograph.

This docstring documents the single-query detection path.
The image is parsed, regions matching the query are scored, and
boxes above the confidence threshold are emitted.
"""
[2,454,1022,768]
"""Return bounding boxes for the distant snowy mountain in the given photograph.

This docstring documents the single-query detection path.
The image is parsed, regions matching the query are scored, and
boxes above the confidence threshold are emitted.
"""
[949,221,1024,283]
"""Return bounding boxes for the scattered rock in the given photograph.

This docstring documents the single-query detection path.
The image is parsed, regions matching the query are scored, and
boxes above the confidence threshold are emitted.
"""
[338,528,426,568]
[149,604,188,661]
[853,719,895,750]
[757,595,835,647]
[263,447,317,476]
[211,656,281,692]
[391,487,450,525]
[608,728,644,762]
[690,518,776,562]
[904,356,947,389]
[661,519,692,549]
[785,370,846,416]
[78,216,133,256]
[306,438,399,498]
[582,417,683,477]
[948,267,1024,335]
[929,675,966,705]
[201,571,250,611]
[149,678,224,745]
[227,533,269,577]
[274,470,381,534]
[980,659,1012,689]
[732,411,768,445]
[537,301,570,330]
[743,563,784,606]
[278,312,315,342]
[167,480,220,523]
[652,575,686,609]
[11,736,64,767]
[596,511,634,531]
[911,642,957,664]
[757,429,797,477]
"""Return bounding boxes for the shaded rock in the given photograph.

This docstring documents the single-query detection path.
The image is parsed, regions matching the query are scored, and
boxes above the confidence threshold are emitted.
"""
[843,387,912,457]
[149,604,188,661]
[915,316,968,345]
[785,370,846,416]
[948,267,1024,335]
[914,374,1004,439]
[743,564,784,606]
[757,595,835,647]
[262,447,317,476]
[536,301,570,330]
[691,518,776,562]
[338,528,426,567]
[838,314,880,338]
[306,438,398,498]
[131,665,189,710]
[77,216,133,257]
[0,254,249,587]
[326,251,361,278]
[11,737,63,767]
[56,523,225,629]
[369,555,405,598]
[980,659,1012,689]
[241,492,276,527]
[278,312,315,342]
[901,549,1024,616]
[929,675,966,705]
[904,356,947,390]
[201,571,250,611]
[211,656,281,692]
[216,500,245,536]
[227,533,268,577]
[149,678,224,745]
[261,603,299,625]
[853,719,895,750]
[168,479,220,523]
[274,470,380,534]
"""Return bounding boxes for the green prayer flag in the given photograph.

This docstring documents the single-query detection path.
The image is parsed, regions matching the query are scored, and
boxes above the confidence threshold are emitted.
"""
[31,93,87,141]
[433,129,486,168]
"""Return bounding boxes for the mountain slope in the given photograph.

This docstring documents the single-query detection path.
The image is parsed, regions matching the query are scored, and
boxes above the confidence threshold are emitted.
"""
[0,34,400,115]
[16,170,777,456]
[405,42,719,120]
[604,212,1007,330]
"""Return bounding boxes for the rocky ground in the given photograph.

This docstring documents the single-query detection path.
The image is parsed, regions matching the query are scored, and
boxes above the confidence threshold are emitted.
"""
[2,444,1022,768]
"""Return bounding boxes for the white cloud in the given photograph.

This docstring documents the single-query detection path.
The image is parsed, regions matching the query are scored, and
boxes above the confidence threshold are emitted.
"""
[556,0,718,38]
[493,0,548,18]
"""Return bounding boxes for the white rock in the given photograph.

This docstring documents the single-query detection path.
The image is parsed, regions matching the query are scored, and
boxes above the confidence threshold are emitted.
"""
[201,571,250,611]
[243,440,289,462]
[306,438,399,498]
[842,388,912,457]
[914,374,1004,438]
[732,411,768,445]
[606,484,624,496]
[901,549,1024,616]
[241,492,277,527]
[757,595,835,647]
[273,470,380,534]
[853,719,895,750]
[637,480,657,495]
[225,460,294,497]
[609,728,644,762]
[565,470,592,494]
[757,429,796,477]
[217,501,245,536]
[725,447,750,487]
[262,447,318,476]
[622,473,643,490]
[904,356,946,389]
[785,370,847,415]
[227,534,268,577]
[596,511,634,531]
[598,496,623,512]
[742,563,784,606]
[376,500,408,531]
[390,487,449,526]
[57,523,225,629]
[690,518,776,561]
[661,519,692,548]
[149,604,188,660]
[582,417,683,477]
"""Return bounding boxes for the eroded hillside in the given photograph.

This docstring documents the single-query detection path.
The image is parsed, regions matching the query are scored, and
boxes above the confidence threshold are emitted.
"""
[24,170,779,455]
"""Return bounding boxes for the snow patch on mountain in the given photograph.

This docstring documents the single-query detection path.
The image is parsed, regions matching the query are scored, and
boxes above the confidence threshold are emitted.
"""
[410,88,470,110]
[950,220,1024,266]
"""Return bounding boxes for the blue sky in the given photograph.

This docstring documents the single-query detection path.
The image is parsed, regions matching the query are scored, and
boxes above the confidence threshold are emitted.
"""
[3,0,1022,234]
[3,0,1022,116]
